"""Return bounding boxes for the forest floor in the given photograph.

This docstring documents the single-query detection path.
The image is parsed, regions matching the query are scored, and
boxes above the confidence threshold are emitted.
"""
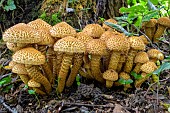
[0,1,170,113]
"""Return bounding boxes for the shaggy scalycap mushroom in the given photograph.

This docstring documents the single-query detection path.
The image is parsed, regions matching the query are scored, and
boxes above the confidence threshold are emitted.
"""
[147,49,164,62]
[140,61,157,74]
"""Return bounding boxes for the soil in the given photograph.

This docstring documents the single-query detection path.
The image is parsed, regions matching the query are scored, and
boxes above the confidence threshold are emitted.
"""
[0,1,170,113]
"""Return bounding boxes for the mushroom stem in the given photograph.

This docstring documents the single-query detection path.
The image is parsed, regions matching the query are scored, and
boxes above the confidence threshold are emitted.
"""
[108,51,121,70]
[66,53,84,87]
[83,63,93,78]
[79,68,93,79]
[145,27,153,41]
[33,88,46,95]
[106,80,113,88]
[133,63,142,74]
[57,53,73,93]
[55,52,63,77]
[116,55,126,73]
[25,65,52,94]
[91,55,105,83]
[124,49,137,73]
[153,24,166,43]
[46,47,54,70]
[134,73,148,88]
[18,74,30,84]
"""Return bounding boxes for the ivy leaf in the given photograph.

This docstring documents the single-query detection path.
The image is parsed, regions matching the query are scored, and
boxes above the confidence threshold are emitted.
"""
[153,62,170,75]
[131,71,142,80]
[3,0,16,11]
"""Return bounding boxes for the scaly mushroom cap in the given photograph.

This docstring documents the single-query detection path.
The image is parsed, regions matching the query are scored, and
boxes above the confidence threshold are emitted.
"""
[27,18,52,30]
[106,34,130,53]
[128,36,145,51]
[54,36,85,53]
[147,49,164,60]
[157,17,170,27]
[75,32,93,44]
[86,39,108,55]
[134,52,149,63]
[145,19,157,27]
[6,42,24,52]
[139,35,149,45]
[28,79,41,87]
[3,23,41,43]
[12,64,28,75]
[82,24,105,38]
[37,29,55,45]
[140,61,157,74]
[103,69,118,81]
[50,22,76,38]
[119,72,130,80]
[100,30,120,42]
[102,18,117,30]
[12,47,45,65]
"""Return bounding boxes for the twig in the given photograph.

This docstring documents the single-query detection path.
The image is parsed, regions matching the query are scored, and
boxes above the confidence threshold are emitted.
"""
[0,96,18,113]
[0,73,12,80]
[63,102,115,108]
[144,82,157,97]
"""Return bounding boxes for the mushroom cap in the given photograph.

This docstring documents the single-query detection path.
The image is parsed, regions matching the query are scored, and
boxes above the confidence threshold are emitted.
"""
[27,18,52,30]
[157,17,170,27]
[8,61,17,69]
[12,47,45,65]
[6,42,24,52]
[12,64,28,75]
[86,39,108,55]
[50,22,76,38]
[102,18,117,30]
[75,32,93,44]
[28,79,41,87]
[82,24,105,38]
[100,30,120,42]
[3,23,41,43]
[103,69,118,81]
[119,72,130,80]
[134,52,149,63]
[140,61,158,74]
[147,49,164,60]
[139,35,149,45]
[54,36,85,53]
[37,29,55,45]
[106,34,130,52]
[145,19,157,27]
[128,36,145,50]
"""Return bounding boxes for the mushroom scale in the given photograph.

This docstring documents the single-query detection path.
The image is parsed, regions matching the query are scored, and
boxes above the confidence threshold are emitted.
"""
[54,36,85,93]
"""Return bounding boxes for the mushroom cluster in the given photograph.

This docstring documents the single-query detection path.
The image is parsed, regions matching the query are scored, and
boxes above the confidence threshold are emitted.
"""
[142,17,170,43]
[3,18,165,94]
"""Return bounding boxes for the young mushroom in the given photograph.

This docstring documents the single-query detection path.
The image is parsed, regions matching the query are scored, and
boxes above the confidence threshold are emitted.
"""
[119,72,132,91]
[147,49,164,63]
[54,36,85,93]
[103,69,118,88]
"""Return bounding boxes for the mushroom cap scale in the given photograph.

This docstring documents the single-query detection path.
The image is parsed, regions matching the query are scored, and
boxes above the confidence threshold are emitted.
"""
[3,23,41,43]
[75,32,93,44]
[134,52,149,63]
[119,72,130,80]
[147,49,164,60]
[12,47,45,65]
[12,64,28,75]
[140,61,157,74]
[100,30,120,42]
[145,19,157,27]
[86,39,108,55]
[157,17,170,27]
[128,36,145,51]
[54,36,85,53]
[103,69,118,81]
[50,22,76,38]
[82,24,105,38]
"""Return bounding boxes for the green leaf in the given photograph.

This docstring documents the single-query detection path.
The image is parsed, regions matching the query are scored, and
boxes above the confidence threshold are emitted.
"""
[24,85,28,89]
[0,76,12,86]
[131,71,142,79]
[77,82,81,86]
[28,90,36,95]
[76,75,80,82]
[134,15,143,28]
[126,79,134,84]
[153,62,170,75]
[120,5,146,13]
[118,78,133,85]
[3,0,16,11]
[142,10,159,22]
[2,84,12,93]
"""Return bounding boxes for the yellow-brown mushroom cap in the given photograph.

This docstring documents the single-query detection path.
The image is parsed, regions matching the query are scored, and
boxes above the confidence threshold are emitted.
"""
[106,34,130,53]
[54,36,85,53]
[139,35,149,45]
[147,49,164,60]
[28,79,41,87]
[82,24,105,38]
[12,64,28,75]
[140,61,158,74]
[12,47,45,65]
[50,22,76,38]
[75,32,93,44]
[3,23,41,43]
[157,17,170,27]
[86,39,108,55]
[6,42,24,52]
[119,72,130,80]
[145,19,157,27]
[134,52,149,63]
[102,18,117,30]
[27,18,52,30]
[100,30,120,42]
[103,69,118,81]
[128,36,145,50]
[7,61,18,70]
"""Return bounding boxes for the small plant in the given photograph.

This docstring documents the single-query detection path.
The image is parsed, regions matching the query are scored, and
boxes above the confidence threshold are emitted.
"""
[76,74,81,86]
[0,0,16,11]
[118,78,133,85]
[0,74,12,93]
[130,71,142,80]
